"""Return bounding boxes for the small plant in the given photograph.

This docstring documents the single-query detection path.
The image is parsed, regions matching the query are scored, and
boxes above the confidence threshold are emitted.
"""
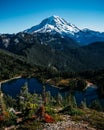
[45,105,55,116]
[88,111,104,129]
[17,120,43,130]
[59,105,84,116]
[89,99,103,111]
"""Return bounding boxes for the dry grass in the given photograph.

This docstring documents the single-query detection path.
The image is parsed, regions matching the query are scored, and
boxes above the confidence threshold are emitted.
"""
[72,109,104,130]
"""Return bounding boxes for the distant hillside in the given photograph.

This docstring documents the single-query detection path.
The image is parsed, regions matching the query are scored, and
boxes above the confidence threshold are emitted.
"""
[21,41,104,71]
[0,49,33,80]
[0,32,104,72]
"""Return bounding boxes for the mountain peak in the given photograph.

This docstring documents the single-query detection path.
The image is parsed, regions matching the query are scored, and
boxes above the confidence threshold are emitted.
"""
[49,15,60,19]
[24,15,80,35]
[48,15,65,21]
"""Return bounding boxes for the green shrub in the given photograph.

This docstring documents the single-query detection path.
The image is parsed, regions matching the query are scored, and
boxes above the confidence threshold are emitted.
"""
[17,120,43,130]
[59,105,84,116]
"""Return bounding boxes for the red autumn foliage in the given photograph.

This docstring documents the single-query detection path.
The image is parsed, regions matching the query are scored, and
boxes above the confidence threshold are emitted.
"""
[44,113,55,123]
[35,105,55,123]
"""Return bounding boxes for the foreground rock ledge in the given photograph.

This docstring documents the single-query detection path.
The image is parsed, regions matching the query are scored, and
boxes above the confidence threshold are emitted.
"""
[43,115,95,130]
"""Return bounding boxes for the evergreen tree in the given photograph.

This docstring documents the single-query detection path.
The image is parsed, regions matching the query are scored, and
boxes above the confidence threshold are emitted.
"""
[89,99,103,111]
[76,79,87,91]
[56,93,63,106]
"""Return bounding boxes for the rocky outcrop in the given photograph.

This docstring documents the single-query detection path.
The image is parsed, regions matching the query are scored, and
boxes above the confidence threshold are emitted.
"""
[43,115,96,130]
[43,122,95,130]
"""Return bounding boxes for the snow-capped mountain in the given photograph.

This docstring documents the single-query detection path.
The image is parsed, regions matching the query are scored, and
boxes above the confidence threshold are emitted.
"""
[24,15,104,45]
[0,16,104,71]
[24,15,80,36]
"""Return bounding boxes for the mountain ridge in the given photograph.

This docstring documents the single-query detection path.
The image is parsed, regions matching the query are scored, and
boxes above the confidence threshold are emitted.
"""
[0,16,104,72]
[24,15,104,45]
[1,32,104,71]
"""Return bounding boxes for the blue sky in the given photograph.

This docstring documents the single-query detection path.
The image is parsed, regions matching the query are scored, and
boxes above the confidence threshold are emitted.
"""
[0,0,104,33]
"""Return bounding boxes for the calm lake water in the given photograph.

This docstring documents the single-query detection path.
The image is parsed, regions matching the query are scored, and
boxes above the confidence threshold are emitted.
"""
[1,78,61,97]
[1,78,103,106]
